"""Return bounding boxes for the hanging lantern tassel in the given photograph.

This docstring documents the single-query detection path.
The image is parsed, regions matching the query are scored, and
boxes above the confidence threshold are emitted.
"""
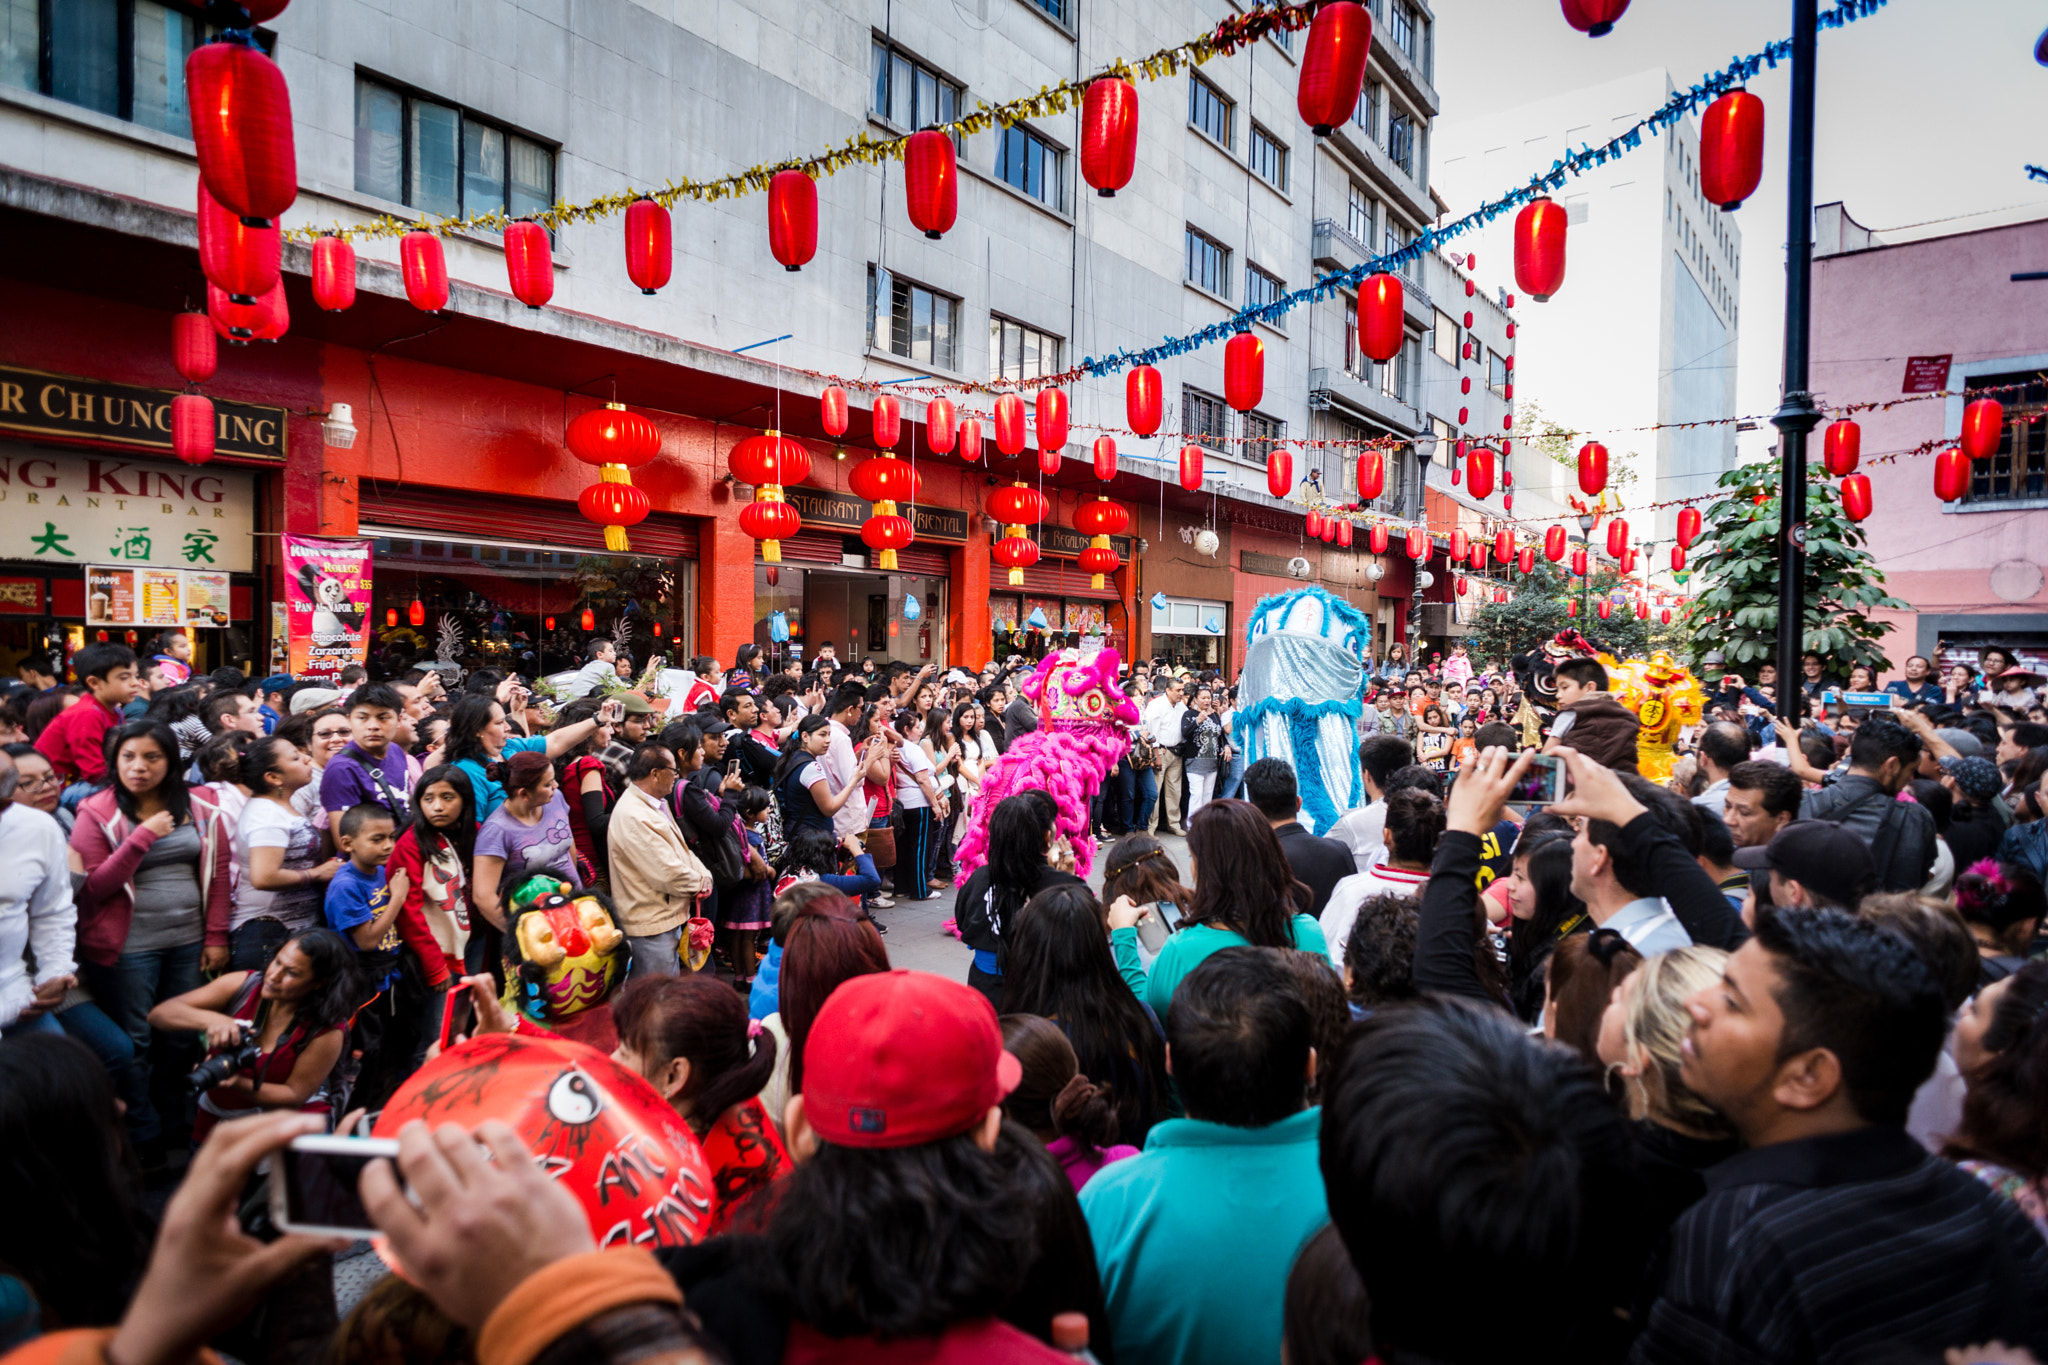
[581,463,651,553]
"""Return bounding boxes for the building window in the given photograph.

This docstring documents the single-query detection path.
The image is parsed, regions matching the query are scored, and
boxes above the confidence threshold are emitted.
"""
[1388,109,1415,176]
[0,0,245,138]
[1023,0,1070,24]
[989,316,1062,382]
[1488,349,1509,396]
[1244,412,1286,469]
[1185,227,1231,298]
[1189,74,1232,149]
[1966,375,2048,505]
[996,123,1066,211]
[1245,263,1283,311]
[867,266,960,371]
[1354,77,1381,141]
[1249,124,1289,192]
[1391,1,1416,60]
[1347,183,1375,244]
[1432,309,1460,364]
[871,38,963,141]
[1183,386,1229,452]
[354,75,554,222]
[1344,298,1364,379]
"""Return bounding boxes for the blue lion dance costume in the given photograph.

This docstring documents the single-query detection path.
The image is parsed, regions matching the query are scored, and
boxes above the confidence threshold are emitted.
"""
[1230,586,1371,836]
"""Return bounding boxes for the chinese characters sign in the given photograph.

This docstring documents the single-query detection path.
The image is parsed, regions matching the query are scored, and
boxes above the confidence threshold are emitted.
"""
[284,535,372,681]
[0,365,285,461]
[1,446,254,572]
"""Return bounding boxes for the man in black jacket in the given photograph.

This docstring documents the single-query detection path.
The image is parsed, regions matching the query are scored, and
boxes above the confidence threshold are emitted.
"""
[1243,758,1354,919]
[1797,717,1936,893]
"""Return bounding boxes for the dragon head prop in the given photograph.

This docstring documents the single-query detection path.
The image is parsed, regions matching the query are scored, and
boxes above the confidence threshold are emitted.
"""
[501,875,626,1024]
[1021,646,1140,729]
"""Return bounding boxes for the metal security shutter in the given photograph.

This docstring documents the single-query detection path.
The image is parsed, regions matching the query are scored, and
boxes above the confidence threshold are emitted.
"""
[1018,559,1118,599]
[771,531,850,566]
[893,544,952,576]
[359,486,699,558]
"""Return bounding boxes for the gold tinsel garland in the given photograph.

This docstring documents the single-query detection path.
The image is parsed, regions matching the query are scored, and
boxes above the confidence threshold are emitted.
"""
[285,3,1313,244]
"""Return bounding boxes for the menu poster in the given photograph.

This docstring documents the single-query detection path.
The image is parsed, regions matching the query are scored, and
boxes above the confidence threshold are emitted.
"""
[284,534,371,681]
[86,566,135,626]
[138,568,182,627]
[183,570,232,627]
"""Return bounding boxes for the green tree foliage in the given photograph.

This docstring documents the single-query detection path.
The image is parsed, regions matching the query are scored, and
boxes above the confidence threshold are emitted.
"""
[1464,555,1680,662]
[1678,458,1908,671]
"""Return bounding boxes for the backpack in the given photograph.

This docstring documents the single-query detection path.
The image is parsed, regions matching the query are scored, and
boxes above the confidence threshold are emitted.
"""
[674,784,746,887]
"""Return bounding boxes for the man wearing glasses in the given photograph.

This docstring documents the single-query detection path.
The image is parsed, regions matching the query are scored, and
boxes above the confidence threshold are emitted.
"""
[607,744,711,979]
[0,746,78,1038]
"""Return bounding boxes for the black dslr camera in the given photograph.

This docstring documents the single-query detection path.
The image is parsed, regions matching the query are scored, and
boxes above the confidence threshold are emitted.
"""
[187,1022,261,1093]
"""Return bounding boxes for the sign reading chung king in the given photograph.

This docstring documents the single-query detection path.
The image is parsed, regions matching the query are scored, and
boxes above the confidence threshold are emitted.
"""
[0,365,286,462]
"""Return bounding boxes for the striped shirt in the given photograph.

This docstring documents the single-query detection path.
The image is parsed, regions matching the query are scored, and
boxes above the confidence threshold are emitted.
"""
[1631,1125,2048,1364]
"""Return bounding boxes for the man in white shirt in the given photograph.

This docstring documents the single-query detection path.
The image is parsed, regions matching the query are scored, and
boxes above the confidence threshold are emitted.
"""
[1329,734,1415,873]
[559,640,619,699]
[1691,721,1752,817]
[1142,676,1189,836]
[0,749,77,1036]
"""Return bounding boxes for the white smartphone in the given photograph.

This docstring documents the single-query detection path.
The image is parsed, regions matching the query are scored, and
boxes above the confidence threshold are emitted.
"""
[269,1134,401,1238]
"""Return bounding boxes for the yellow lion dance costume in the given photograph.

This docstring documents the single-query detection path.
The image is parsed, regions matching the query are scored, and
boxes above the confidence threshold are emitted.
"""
[1594,649,1704,784]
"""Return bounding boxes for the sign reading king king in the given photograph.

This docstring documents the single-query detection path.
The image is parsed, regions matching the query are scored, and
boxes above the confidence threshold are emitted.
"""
[0,444,255,574]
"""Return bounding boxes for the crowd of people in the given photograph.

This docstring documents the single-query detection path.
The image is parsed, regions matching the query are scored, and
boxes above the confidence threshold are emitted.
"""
[2,625,2047,1365]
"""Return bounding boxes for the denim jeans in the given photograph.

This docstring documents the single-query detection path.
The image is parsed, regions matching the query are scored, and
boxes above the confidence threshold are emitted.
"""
[1131,765,1158,834]
[83,941,205,1146]
[230,917,294,974]
[55,998,147,1123]
[1218,747,1247,801]
[1,1010,63,1039]
[626,928,683,979]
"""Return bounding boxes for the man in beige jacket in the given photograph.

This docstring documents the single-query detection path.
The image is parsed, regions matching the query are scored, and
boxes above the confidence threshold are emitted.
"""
[607,744,710,977]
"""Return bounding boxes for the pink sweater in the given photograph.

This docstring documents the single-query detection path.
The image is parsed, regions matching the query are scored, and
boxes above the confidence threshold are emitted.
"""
[69,787,233,964]
[1046,1134,1140,1192]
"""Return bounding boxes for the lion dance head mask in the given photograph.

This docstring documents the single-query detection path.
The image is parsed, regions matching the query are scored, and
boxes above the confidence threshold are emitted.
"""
[501,875,626,1024]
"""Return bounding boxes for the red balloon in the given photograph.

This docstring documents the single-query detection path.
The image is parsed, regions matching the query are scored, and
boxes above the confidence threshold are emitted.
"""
[1823,418,1860,477]
[872,394,901,450]
[1267,448,1294,498]
[1180,444,1204,491]
[1358,272,1404,364]
[1840,473,1873,522]
[1961,398,2004,460]
[1699,90,1765,211]
[1578,441,1609,497]
[311,234,356,311]
[926,397,957,454]
[1127,365,1163,436]
[401,231,449,312]
[994,393,1027,456]
[1225,332,1264,412]
[1093,435,1118,482]
[624,198,672,293]
[1296,1,1372,134]
[186,39,297,223]
[1080,78,1139,197]
[1934,448,1971,502]
[1356,451,1385,500]
[903,130,958,240]
[768,169,818,270]
[1676,505,1703,549]
[1545,524,1568,562]
[503,220,553,309]
[171,393,214,466]
[173,312,217,384]
[1515,197,1568,301]
[1561,0,1630,37]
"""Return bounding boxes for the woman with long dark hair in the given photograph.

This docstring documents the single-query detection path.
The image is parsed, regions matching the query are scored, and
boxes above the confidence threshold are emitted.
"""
[1945,959,2048,1237]
[230,735,341,973]
[954,791,1083,1008]
[1100,833,1193,924]
[551,696,615,885]
[445,692,610,821]
[70,720,234,1159]
[1108,798,1326,1017]
[771,713,861,837]
[472,751,576,932]
[1000,882,1170,1146]
[1503,832,1589,1024]
[148,927,362,1142]
[388,764,479,982]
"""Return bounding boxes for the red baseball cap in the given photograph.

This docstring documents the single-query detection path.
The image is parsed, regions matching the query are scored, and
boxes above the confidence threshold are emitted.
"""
[802,970,1022,1149]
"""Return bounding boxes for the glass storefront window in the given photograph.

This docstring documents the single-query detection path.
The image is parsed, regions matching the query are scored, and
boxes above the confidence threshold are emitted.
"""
[367,536,686,687]
[754,565,948,672]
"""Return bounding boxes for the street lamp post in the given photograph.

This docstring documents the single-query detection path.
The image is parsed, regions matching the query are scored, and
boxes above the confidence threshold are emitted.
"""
[1576,509,1598,621]
[1771,0,1824,719]
[1409,431,1439,647]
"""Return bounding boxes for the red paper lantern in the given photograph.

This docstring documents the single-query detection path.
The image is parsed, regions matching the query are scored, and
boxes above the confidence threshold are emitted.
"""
[1357,451,1385,500]
[1469,544,1487,571]
[1506,322,1516,339]
[1462,377,1472,395]
[1505,354,1515,371]
[1037,388,1069,459]
[1093,435,1118,482]
[872,394,901,450]
[579,478,652,530]
[820,386,849,438]
[1306,509,1325,540]
[624,198,672,294]
[1596,599,1612,620]
[401,231,449,312]
[1494,529,1513,564]
[1225,332,1264,412]
[738,498,802,558]
[958,416,983,463]
[173,312,216,384]
[1661,608,1673,625]
[1080,78,1139,197]
[1078,545,1121,583]
[1502,413,1514,431]
[1823,418,1860,477]
[1369,523,1389,555]
[1456,576,1469,597]
[1567,599,1580,617]
[768,170,818,270]
[1358,272,1404,364]
[1335,519,1353,549]
[1699,90,1765,211]
[386,608,398,629]
[1578,441,1608,496]
[861,513,914,566]
[1636,601,1650,620]
[570,404,663,468]
[1267,448,1294,498]
[985,482,1048,526]
[197,180,278,302]
[1074,498,1129,537]
[1622,547,1638,574]
[503,220,553,309]
[1676,506,1703,549]
[1406,526,1429,559]
[1127,365,1163,436]
[1467,447,1495,500]
[581,608,596,632]
[1561,0,1630,37]
[1465,279,1476,298]
[991,535,1040,585]
[1458,407,1470,425]
[208,280,287,342]
[1670,546,1686,573]
[1463,311,1474,329]
[1296,1,1371,134]
[1180,444,1204,491]
[1503,492,1514,512]
[903,129,958,240]
[1606,517,1629,559]
[1571,547,1588,577]
[1961,398,2004,460]
[994,393,1027,456]
[1514,197,1568,301]
[1840,473,1873,522]
[399,598,423,629]
[171,393,214,465]
[186,38,297,224]
[1322,518,1339,545]
[728,431,810,487]
[1518,546,1536,574]
[1545,525,1568,561]
[854,457,920,507]
[1449,529,1468,562]
[926,397,957,454]
[311,234,356,311]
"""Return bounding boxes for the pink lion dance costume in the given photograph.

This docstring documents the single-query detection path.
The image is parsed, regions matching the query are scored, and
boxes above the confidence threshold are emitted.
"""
[954,647,1140,880]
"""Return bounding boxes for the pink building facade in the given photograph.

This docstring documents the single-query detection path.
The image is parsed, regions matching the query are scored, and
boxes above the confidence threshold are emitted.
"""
[1812,203,2048,676]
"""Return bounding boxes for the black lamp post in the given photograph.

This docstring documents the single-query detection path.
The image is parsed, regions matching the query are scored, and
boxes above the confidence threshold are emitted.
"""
[1771,0,1824,718]
[1409,431,1439,644]
[1576,509,1598,620]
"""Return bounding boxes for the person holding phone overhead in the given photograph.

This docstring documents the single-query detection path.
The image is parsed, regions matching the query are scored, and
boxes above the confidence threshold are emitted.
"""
[446,694,619,822]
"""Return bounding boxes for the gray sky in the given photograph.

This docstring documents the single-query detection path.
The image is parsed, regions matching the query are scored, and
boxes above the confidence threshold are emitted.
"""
[1433,0,2048,430]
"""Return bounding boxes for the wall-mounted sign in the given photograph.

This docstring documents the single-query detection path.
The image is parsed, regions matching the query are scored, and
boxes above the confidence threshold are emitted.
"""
[83,565,239,627]
[1038,523,1135,559]
[781,485,969,543]
[0,576,44,614]
[0,365,286,462]
[0,445,255,572]
[1901,356,1951,394]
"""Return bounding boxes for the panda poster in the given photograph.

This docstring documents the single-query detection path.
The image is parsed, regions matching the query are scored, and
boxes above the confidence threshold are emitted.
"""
[283,534,371,681]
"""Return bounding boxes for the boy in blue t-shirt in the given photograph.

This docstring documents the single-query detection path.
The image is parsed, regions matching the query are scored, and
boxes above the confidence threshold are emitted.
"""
[325,802,410,992]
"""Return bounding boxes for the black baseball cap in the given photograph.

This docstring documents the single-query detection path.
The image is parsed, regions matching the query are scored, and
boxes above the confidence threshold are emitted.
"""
[1732,820,1877,909]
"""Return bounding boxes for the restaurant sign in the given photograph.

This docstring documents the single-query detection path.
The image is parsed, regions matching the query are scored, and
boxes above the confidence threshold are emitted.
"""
[1039,523,1135,560]
[0,364,287,462]
[783,485,970,543]
[0,444,256,573]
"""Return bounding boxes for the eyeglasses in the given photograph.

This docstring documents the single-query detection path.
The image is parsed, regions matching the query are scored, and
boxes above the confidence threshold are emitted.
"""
[14,773,61,791]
